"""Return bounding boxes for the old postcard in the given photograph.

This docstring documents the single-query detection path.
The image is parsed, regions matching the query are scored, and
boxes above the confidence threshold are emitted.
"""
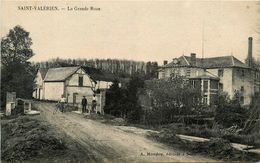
[1,0,260,162]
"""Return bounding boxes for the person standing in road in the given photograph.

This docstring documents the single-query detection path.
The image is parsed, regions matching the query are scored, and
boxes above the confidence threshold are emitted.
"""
[60,94,66,113]
[81,96,87,113]
[91,94,97,113]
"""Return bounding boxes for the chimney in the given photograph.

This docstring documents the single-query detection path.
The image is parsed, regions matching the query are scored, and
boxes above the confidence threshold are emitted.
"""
[247,37,253,67]
[163,60,168,65]
[190,53,196,66]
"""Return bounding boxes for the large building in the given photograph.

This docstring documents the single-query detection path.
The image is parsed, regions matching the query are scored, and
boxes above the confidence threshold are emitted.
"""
[158,37,260,105]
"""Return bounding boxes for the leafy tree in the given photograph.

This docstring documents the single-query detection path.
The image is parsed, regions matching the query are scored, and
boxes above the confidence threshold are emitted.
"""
[142,76,202,125]
[125,75,144,123]
[145,61,158,79]
[104,76,144,123]
[104,80,127,116]
[1,25,36,107]
[242,93,260,133]
[1,26,34,65]
[145,76,202,113]
[215,91,248,128]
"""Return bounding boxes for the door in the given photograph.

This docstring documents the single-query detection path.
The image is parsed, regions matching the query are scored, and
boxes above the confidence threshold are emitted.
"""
[73,93,78,105]
[38,89,41,99]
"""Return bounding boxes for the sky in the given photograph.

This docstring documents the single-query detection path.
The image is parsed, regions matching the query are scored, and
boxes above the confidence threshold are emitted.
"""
[1,1,260,65]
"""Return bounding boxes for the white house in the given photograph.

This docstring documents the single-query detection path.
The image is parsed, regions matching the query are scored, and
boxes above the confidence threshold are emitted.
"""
[33,68,48,100]
[33,66,116,106]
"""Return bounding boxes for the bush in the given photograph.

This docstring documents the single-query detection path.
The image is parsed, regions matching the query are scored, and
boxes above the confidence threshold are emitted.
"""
[104,76,144,123]
[215,92,248,128]
[151,128,259,161]
[140,76,205,126]
[1,116,67,161]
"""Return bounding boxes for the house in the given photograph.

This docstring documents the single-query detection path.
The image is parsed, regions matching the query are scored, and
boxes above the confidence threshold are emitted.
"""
[33,68,48,100]
[33,66,117,107]
[158,37,260,105]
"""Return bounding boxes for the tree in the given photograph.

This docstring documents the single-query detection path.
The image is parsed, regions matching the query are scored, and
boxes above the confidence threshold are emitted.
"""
[104,77,144,123]
[215,91,248,128]
[142,76,202,125]
[145,61,158,79]
[104,80,127,116]
[1,25,36,107]
[1,26,34,66]
[125,75,144,123]
[242,93,260,133]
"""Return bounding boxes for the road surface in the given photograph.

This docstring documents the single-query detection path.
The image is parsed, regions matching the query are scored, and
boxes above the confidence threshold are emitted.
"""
[34,101,216,162]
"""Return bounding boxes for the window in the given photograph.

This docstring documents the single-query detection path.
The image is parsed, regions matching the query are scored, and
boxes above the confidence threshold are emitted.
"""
[186,69,191,77]
[210,80,218,89]
[218,69,224,77]
[219,83,223,90]
[203,80,208,92]
[241,86,244,93]
[79,76,83,86]
[241,70,245,77]
[203,95,208,105]
[159,72,165,79]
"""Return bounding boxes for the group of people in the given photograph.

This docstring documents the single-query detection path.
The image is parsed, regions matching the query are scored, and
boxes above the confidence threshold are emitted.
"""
[58,94,97,114]
[81,94,97,114]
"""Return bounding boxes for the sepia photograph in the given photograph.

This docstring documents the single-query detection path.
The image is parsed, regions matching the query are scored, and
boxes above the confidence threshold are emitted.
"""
[1,0,260,162]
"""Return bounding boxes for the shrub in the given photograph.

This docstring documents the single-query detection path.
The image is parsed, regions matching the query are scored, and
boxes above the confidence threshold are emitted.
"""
[104,76,144,123]
[215,92,248,128]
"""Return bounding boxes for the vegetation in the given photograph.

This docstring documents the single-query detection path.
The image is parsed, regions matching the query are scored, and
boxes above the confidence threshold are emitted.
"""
[140,76,203,125]
[215,91,248,128]
[1,116,67,161]
[1,26,37,107]
[150,130,259,161]
[33,58,158,79]
[104,75,144,123]
[243,93,260,134]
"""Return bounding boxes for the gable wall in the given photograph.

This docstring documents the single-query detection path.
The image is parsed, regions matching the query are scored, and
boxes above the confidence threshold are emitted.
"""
[44,82,64,101]
[65,68,95,104]
[35,71,43,86]
[33,70,44,99]
[67,68,93,87]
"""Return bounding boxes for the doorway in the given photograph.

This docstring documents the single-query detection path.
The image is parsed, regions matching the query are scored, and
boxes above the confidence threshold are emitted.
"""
[73,93,78,105]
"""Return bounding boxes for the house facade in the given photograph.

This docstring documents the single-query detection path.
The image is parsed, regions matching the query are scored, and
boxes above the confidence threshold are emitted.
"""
[33,68,48,100]
[158,37,260,106]
[33,66,116,109]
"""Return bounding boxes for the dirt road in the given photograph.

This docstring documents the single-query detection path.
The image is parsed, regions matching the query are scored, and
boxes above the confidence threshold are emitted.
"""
[34,101,216,162]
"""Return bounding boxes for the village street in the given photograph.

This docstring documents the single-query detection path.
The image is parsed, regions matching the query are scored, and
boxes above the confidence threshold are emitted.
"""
[33,101,216,162]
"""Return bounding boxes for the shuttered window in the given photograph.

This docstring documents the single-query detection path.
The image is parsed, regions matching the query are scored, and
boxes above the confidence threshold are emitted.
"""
[79,76,83,86]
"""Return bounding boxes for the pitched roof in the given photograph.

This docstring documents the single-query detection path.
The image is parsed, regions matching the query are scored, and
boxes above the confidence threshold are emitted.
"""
[189,70,219,80]
[43,66,117,82]
[44,67,80,81]
[39,68,48,79]
[163,55,249,69]
[81,66,116,82]
[163,55,190,68]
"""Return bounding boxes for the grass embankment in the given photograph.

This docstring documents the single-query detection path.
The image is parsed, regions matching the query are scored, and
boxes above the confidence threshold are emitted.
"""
[1,115,67,162]
[159,123,260,146]
[1,114,95,162]
[145,122,260,162]
[149,128,259,162]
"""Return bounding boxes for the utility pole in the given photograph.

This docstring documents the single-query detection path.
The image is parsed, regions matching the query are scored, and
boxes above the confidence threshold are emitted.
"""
[201,20,205,67]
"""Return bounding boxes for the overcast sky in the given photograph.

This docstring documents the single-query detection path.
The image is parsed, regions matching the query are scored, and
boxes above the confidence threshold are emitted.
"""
[1,1,259,65]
